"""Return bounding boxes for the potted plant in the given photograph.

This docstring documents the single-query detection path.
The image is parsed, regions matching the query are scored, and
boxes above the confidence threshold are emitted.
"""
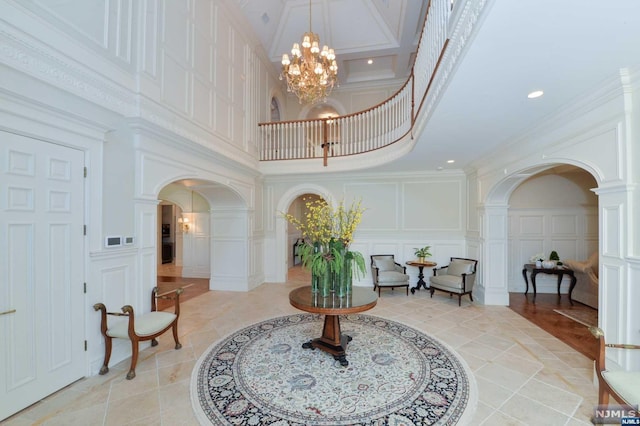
[414,246,432,262]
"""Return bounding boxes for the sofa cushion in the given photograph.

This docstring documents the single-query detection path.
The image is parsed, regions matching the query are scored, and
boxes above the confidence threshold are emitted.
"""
[377,271,409,285]
[374,258,396,272]
[447,260,474,276]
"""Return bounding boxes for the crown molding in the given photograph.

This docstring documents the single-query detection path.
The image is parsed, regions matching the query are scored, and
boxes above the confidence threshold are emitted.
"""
[0,25,136,117]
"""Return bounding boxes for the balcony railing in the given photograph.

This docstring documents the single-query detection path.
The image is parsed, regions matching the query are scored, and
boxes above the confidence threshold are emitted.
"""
[259,0,452,166]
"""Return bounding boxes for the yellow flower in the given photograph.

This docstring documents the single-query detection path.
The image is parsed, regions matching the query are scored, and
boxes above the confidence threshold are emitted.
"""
[280,197,365,248]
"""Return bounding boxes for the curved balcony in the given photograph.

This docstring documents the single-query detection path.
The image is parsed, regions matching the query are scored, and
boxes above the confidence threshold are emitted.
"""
[259,0,457,172]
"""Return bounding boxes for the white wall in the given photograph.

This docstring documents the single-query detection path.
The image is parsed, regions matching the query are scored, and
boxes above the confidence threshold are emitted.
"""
[508,169,598,293]
[264,171,470,288]
[471,68,640,370]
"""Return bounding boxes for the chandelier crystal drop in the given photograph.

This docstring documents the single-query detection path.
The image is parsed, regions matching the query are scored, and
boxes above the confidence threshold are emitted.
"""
[280,1,338,104]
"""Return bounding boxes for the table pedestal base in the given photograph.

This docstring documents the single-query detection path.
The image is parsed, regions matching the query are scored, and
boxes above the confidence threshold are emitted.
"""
[301,314,353,366]
[411,266,427,294]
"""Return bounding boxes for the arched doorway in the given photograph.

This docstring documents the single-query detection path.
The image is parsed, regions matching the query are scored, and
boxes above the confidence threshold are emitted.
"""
[157,181,212,303]
[275,184,333,283]
[506,165,599,357]
[155,178,251,302]
[284,193,325,281]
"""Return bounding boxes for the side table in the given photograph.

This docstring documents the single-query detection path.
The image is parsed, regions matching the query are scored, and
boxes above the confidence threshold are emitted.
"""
[521,263,577,304]
[289,286,377,366]
[406,260,437,294]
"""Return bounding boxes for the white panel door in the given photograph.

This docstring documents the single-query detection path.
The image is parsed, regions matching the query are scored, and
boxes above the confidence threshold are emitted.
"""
[0,132,85,420]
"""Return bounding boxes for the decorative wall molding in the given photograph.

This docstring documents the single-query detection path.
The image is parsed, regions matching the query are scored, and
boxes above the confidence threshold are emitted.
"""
[0,28,136,117]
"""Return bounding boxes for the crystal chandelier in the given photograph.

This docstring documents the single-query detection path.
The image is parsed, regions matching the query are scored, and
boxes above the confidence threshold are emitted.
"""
[280,0,338,104]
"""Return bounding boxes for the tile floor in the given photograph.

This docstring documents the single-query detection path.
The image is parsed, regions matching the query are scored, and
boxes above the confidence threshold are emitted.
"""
[3,268,598,425]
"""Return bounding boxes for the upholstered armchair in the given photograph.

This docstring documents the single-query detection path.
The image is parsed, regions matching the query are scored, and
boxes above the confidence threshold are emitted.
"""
[370,255,410,296]
[562,252,598,309]
[430,257,478,306]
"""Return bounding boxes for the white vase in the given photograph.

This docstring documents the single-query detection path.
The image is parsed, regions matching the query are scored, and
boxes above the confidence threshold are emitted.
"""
[542,260,556,269]
[535,260,542,268]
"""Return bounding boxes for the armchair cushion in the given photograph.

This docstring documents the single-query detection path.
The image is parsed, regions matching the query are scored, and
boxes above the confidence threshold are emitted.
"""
[430,274,465,291]
[377,271,410,284]
[447,260,474,276]
[374,258,396,272]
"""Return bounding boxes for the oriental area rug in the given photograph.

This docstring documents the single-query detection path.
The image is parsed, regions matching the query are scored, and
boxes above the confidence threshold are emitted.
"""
[191,313,476,425]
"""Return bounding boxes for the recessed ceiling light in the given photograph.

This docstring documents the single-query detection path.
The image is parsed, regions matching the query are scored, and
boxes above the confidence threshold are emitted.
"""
[447,160,455,163]
[367,59,373,65]
[527,90,544,99]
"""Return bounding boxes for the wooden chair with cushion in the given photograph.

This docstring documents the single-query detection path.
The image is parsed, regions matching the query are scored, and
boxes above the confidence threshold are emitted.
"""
[430,257,478,306]
[589,326,640,406]
[93,286,183,380]
[370,254,410,296]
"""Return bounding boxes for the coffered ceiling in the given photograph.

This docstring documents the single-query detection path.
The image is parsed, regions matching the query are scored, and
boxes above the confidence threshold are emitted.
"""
[237,0,640,172]
[235,0,427,85]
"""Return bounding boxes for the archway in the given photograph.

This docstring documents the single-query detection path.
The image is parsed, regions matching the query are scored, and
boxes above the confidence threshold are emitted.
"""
[274,184,334,282]
[480,161,601,308]
[156,178,251,293]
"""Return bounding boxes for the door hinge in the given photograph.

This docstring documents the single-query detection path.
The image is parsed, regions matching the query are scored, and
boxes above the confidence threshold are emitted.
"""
[83,225,87,235]
[83,282,87,294]
[84,167,87,178]
[84,340,87,351]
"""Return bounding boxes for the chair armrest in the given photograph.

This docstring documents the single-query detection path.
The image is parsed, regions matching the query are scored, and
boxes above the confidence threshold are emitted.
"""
[433,265,449,276]
[151,286,184,315]
[371,266,380,283]
[461,273,476,291]
[393,263,406,273]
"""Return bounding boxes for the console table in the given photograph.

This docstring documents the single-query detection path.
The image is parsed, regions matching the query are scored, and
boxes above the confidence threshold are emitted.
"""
[406,260,437,294]
[289,286,377,366]
[521,264,577,304]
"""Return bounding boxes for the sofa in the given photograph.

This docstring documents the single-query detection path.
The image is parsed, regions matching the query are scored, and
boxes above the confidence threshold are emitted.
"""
[563,252,598,309]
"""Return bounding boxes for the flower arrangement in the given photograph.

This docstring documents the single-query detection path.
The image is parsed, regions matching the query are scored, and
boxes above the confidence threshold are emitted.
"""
[282,197,367,295]
[529,253,545,263]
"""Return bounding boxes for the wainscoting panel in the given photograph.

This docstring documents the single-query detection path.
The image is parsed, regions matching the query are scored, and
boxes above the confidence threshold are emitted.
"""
[402,181,462,230]
[551,214,578,235]
[509,208,596,292]
[346,182,399,231]
[601,263,622,365]
[517,215,544,235]
[602,205,622,257]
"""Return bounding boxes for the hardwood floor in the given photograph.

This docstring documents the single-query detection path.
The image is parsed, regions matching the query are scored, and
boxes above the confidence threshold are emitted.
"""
[156,263,210,309]
[508,292,597,361]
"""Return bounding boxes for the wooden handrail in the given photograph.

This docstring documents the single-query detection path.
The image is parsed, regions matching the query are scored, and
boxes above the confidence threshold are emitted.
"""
[259,0,451,165]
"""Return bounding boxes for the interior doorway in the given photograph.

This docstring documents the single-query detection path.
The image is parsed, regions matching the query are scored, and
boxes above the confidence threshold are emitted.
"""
[157,183,211,304]
[506,164,598,360]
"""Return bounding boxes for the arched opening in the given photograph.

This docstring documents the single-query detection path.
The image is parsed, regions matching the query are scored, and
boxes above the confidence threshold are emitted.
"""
[284,193,325,282]
[275,184,333,282]
[157,182,212,303]
[484,163,600,359]
[156,178,250,300]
